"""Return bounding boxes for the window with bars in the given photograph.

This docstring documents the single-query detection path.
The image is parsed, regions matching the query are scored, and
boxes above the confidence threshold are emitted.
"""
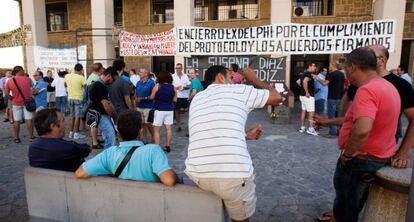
[407,0,414,12]
[194,0,258,21]
[46,3,68,32]
[292,0,334,17]
[152,0,174,24]
[114,0,123,27]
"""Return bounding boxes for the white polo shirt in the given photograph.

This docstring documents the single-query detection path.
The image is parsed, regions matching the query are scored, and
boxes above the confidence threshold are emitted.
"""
[185,84,269,178]
[172,73,190,99]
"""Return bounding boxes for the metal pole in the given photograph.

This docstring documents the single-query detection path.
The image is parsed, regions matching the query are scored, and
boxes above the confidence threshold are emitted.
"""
[407,164,414,222]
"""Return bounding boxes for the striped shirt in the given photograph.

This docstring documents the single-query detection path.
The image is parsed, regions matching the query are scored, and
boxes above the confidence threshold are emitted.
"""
[185,84,269,178]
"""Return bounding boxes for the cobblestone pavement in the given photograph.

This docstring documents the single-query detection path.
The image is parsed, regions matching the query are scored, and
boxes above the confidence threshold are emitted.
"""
[0,106,410,222]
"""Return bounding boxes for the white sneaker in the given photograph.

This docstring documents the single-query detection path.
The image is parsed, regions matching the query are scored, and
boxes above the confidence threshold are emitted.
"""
[298,126,306,133]
[73,133,86,140]
[68,131,74,139]
[306,127,319,136]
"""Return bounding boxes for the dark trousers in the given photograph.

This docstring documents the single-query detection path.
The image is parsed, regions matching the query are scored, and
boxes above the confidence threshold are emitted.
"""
[333,158,385,222]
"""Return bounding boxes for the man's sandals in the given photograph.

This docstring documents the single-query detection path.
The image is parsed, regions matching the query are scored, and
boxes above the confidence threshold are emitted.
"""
[317,212,333,222]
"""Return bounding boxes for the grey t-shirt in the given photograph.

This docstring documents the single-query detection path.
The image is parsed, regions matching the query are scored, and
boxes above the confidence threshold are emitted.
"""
[108,77,130,114]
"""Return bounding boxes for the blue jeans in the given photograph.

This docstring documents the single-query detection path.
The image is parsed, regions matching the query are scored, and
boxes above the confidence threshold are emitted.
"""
[333,158,385,222]
[98,115,116,149]
[328,99,340,136]
[56,96,68,115]
[315,99,326,115]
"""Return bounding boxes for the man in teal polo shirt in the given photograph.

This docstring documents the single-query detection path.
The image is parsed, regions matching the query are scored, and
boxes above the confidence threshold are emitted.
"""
[75,110,178,186]
[188,68,203,101]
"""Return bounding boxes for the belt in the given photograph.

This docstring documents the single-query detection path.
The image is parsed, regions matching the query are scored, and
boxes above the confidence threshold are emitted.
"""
[353,154,391,163]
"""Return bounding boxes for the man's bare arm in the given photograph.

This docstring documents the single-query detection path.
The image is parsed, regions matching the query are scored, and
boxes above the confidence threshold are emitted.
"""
[343,117,373,157]
[392,107,414,168]
[101,99,118,122]
[243,68,282,106]
[159,169,178,187]
[75,166,91,179]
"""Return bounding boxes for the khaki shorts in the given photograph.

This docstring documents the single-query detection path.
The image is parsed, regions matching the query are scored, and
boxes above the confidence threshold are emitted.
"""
[137,108,151,124]
[186,173,257,221]
[47,92,56,102]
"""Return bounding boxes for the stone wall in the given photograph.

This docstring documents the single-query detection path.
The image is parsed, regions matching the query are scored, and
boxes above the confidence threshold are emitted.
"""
[122,0,271,71]
[292,0,373,24]
[404,12,414,39]
[42,0,383,73]
[46,0,93,72]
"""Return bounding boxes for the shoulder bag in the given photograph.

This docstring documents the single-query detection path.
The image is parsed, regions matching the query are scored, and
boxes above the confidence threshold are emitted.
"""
[113,146,140,177]
[12,78,36,112]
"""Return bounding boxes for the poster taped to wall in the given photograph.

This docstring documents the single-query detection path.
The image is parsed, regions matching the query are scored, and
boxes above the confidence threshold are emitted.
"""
[34,45,87,74]
[119,29,175,56]
[177,19,396,55]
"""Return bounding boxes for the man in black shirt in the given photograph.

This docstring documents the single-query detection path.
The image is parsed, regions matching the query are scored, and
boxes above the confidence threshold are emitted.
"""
[29,108,91,172]
[89,67,118,149]
[313,61,345,138]
[43,70,55,108]
[298,63,318,136]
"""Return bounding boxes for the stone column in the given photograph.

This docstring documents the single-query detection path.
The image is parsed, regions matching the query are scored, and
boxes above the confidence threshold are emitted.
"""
[174,0,194,68]
[21,0,48,75]
[271,0,291,85]
[91,0,116,68]
[373,0,406,70]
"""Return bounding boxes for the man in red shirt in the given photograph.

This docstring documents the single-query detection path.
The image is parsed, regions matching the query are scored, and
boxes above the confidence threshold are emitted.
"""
[4,66,35,143]
[332,47,400,222]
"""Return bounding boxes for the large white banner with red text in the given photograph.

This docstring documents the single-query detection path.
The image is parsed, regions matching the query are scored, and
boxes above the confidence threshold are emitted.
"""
[119,29,175,56]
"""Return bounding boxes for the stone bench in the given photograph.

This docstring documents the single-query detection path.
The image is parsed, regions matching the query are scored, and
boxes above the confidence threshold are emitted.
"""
[363,166,412,222]
[24,167,225,222]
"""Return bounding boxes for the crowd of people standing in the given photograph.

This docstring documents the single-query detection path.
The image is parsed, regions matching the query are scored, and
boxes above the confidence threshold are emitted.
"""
[1,44,413,222]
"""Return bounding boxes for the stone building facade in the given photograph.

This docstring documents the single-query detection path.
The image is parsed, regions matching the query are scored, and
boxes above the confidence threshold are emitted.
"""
[18,0,414,89]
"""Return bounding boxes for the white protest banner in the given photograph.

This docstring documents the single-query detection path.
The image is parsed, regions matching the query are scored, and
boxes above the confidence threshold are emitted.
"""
[176,19,396,55]
[34,45,87,74]
[119,29,175,56]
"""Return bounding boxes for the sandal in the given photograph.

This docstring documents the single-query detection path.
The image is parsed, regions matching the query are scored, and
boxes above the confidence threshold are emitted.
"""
[317,212,333,222]
[163,146,171,153]
[14,138,21,143]
[92,144,103,149]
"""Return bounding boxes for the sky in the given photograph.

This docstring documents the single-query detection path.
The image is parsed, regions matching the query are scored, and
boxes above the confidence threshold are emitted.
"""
[0,0,23,69]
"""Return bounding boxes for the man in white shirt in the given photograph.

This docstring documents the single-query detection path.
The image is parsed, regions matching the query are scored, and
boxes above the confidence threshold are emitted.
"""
[172,63,190,132]
[129,68,140,87]
[397,65,412,85]
[185,65,282,222]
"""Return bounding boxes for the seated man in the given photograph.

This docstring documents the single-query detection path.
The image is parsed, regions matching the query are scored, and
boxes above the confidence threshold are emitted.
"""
[75,110,178,187]
[29,108,91,172]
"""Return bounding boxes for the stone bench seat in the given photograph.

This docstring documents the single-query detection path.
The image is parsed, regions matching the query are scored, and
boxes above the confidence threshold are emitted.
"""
[24,167,225,222]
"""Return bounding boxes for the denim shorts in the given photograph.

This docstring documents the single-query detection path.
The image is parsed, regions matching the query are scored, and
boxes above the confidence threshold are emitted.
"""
[69,99,83,118]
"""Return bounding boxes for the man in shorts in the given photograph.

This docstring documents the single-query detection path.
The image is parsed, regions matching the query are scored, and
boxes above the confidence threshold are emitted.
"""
[136,68,155,144]
[298,63,318,136]
[185,66,282,222]
[65,64,86,140]
[44,70,56,108]
[172,63,190,132]
[5,66,35,143]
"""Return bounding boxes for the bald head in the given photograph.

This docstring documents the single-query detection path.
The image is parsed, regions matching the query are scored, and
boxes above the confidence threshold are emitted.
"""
[368,45,389,75]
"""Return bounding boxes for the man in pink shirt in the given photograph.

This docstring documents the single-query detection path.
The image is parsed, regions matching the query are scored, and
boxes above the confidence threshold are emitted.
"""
[4,66,35,143]
[229,63,245,84]
[328,47,400,222]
